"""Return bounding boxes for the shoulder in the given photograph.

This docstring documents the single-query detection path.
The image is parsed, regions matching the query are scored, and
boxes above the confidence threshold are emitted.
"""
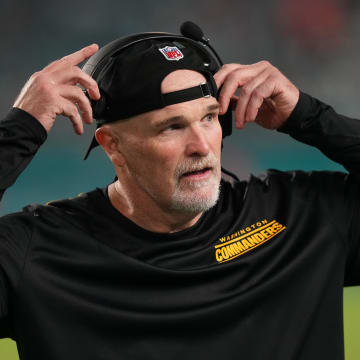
[0,210,33,242]
[0,188,104,231]
[223,168,355,201]
[0,212,34,288]
[250,168,353,190]
[248,170,358,227]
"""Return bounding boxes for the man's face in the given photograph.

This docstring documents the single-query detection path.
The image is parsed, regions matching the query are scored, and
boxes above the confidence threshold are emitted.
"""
[111,70,223,215]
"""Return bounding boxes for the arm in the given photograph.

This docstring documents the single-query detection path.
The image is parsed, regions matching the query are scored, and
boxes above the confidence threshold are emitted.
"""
[214,61,360,175]
[0,213,32,339]
[0,109,47,202]
[278,91,360,177]
[0,44,100,202]
[278,92,360,285]
[215,62,360,285]
[0,44,102,337]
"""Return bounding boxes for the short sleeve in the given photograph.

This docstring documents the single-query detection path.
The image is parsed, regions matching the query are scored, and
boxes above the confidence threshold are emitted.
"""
[0,212,32,338]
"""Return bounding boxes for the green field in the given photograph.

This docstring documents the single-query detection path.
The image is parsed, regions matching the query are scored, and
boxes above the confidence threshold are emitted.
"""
[1,287,359,359]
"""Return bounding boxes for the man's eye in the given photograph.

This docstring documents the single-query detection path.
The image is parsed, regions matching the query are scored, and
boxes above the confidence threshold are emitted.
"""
[204,113,216,122]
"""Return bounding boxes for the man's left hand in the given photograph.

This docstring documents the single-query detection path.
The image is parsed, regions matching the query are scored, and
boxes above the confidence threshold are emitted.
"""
[214,61,300,130]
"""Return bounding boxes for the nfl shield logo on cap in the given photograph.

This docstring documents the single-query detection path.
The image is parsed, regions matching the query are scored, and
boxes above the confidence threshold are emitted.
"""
[158,46,184,61]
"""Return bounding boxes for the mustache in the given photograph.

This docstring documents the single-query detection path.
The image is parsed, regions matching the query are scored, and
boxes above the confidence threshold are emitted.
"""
[174,153,219,178]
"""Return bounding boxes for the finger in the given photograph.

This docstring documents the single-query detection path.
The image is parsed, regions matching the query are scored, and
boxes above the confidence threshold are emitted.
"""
[218,68,259,116]
[44,44,99,72]
[52,66,100,99]
[60,44,99,67]
[246,77,277,124]
[61,99,84,135]
[214,63,242,88]
[59,85,93,125]
[214,61,269,90]
[217,62,270,115]
[234,68,271,128]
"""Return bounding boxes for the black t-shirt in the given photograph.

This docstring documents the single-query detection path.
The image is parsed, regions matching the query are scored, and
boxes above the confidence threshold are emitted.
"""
[0,92,359,359]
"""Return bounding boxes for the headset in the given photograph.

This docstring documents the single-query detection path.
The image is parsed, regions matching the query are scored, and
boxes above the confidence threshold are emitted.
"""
[82,21,239,181]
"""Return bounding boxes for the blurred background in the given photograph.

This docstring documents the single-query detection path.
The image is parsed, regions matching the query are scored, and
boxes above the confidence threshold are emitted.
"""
[0,0,359,358]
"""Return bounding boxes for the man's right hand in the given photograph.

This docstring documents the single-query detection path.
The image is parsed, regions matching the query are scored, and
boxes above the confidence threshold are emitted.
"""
[13,44,100,135]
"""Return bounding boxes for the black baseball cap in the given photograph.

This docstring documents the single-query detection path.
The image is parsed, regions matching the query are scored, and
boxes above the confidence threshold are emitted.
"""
[83,37,221,159]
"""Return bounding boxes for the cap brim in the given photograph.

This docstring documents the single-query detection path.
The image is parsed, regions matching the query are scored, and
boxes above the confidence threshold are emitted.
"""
[83,135,99,160]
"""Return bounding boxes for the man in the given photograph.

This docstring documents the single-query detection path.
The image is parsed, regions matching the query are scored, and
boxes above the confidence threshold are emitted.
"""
[0,36,359,360]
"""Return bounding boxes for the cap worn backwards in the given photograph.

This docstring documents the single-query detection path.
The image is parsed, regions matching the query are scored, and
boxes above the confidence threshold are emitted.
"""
[96,38,218,122]
[84,37,219,159]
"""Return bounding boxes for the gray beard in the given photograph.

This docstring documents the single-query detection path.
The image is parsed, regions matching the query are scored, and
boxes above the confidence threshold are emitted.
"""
[169,175,221,214]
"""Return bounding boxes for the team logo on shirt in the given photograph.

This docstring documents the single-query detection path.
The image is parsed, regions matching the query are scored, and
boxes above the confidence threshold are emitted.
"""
[214,219,286,264]
[158,46,184,61]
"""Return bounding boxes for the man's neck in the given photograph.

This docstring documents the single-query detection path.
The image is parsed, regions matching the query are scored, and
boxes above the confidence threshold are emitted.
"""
[107,181,203,233]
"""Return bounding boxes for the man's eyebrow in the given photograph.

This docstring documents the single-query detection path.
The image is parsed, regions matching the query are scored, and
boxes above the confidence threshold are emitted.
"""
[207,103,220,111]
[153,104,220,129]
[153,116,186,129]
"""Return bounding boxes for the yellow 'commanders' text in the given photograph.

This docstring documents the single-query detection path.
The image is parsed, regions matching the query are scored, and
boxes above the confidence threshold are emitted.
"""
[215,220,285,264]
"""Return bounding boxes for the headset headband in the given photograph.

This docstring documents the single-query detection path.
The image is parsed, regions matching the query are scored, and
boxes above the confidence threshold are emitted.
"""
[82,31,232,159]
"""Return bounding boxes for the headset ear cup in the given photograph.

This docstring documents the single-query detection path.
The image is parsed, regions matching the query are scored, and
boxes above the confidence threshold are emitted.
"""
[219,108,232,138]
[91,88,108,120]
[220,108,232,151]
[217,84,232,139]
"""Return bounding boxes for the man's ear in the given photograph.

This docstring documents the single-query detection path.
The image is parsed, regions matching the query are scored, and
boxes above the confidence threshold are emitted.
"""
[95,126,125,166]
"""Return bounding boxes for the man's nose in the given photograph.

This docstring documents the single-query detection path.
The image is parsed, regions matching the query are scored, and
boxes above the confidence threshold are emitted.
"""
[184,126,210,157]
